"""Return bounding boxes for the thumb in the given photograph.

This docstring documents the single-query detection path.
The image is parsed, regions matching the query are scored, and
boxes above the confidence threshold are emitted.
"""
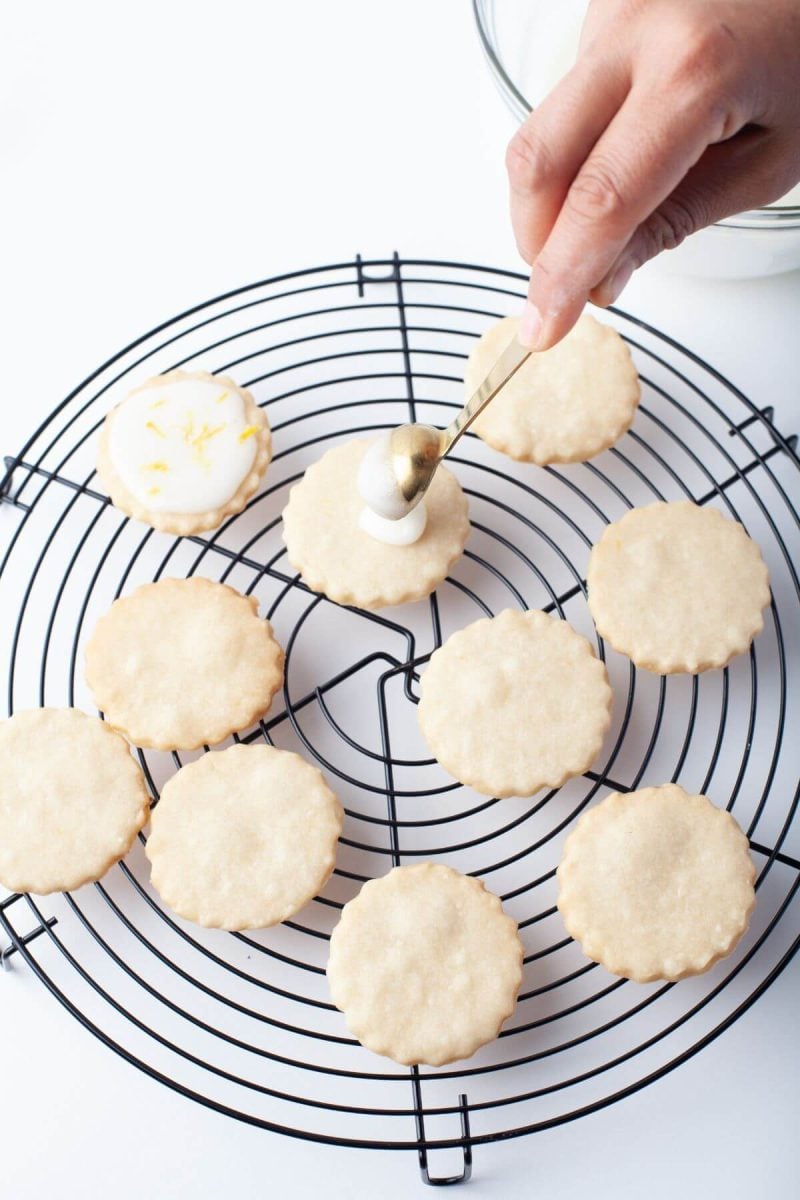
[590,128,800,306]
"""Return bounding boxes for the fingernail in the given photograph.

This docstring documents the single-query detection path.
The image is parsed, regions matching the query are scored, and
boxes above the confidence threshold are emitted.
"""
[606,258,635,305]
[518,301,543,349]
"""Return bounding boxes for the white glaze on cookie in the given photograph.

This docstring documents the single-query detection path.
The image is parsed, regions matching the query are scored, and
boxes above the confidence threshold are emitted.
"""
[358,501,427,545]
[107,378,260,513]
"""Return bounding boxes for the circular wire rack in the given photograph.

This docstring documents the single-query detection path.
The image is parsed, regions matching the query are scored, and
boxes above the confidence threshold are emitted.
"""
[1,255,798,1186]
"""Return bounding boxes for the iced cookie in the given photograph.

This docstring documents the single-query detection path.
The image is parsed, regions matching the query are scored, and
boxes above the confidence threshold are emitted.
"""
[282,439,470,609]
[557,783,756,982]
[146,744,343,930]
[586,500,770,673]
[466,313,640,463]
[85,577,284,750]
[97,369,271,535]
[417,609,612,797]
[0,708,149,894]
[327,862,523,1066]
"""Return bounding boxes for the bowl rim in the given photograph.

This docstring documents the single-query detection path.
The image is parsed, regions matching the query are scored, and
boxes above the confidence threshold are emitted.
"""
[473,0,800,229]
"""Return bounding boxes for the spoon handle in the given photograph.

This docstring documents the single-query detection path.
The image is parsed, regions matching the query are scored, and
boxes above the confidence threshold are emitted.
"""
[441,337,531,456]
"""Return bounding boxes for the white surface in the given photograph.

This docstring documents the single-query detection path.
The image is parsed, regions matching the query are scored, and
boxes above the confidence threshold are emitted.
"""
[1,2,798,1197]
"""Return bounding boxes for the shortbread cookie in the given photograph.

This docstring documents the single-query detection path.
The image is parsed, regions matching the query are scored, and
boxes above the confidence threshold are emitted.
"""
[327,863,523,1066]
[97,369,271,535]
[418,609,612,797]
[282,439,470,609]
[146,744,343,930]
[557,783,756,982]
[467,314,640,463]
[85,577,284,750]
[0,708,149,894]
[587,500,770,674]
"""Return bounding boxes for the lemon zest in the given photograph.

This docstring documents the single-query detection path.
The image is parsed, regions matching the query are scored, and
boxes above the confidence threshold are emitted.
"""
[178,415,226,466]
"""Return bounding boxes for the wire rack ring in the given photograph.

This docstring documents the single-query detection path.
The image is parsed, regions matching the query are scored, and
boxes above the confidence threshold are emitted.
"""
[1,255,798,1187]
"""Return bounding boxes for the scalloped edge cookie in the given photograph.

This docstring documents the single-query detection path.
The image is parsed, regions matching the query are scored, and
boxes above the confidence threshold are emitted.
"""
[557,783,756,982]
[468,313,640,464]
[281,439,470,610]
[146,744,343,930]
[85,577,284,750]
[97,369,272,535]
[417,609,612,797]
[586,500,770,674]
[0,707,150,894]
[327,862,523,1066]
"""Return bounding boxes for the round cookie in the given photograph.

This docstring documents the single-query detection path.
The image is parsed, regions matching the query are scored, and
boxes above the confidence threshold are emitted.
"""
[586,500,770,674]
[557,783,756,982]
[97,369,272,535]
[417,609,612,798]
[327,863,523,1066]
[146,744,343,930]
[281,439,470,610]
[85,577,284,750]
[467,313,640,463]
[0,708,150,894]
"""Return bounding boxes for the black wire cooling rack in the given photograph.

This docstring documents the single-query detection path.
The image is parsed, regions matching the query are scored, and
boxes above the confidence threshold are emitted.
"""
[1,255,799,1187]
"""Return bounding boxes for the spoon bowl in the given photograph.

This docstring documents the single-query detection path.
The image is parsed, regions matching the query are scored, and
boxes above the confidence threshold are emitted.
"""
[388,424,446,515]
[358,335,531,520]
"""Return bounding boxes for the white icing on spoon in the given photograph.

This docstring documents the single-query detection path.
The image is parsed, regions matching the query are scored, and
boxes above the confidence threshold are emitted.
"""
[356,433,428,545]
[356,432,410,521]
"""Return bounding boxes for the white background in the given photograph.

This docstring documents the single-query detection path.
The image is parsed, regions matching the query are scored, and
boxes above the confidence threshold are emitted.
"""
[1,3,798,1197]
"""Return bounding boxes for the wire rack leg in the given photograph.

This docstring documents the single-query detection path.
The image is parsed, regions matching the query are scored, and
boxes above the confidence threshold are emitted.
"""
[1,457,19,505]
[413,1076,473,1187]
[0,895,58,971]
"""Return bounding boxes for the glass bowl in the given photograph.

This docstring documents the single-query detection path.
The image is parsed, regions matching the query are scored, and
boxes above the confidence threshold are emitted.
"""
[473,0,800,278]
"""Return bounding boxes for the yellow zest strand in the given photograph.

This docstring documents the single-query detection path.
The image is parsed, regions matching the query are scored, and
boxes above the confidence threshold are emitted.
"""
[142,460,169,473]
[215,390,230,404]
[194,422,225,444]
[147,486,161,496]
[145,420,166,438]
[238,424,260,443]
[148,398,166,410]
[178,415,226,466]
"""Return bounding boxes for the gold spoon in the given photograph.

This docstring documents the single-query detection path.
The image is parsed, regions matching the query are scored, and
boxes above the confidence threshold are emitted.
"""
[358,336,531,520]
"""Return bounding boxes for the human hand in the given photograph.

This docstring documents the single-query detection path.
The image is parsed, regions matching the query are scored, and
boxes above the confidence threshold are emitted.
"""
[507,0,800,349]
